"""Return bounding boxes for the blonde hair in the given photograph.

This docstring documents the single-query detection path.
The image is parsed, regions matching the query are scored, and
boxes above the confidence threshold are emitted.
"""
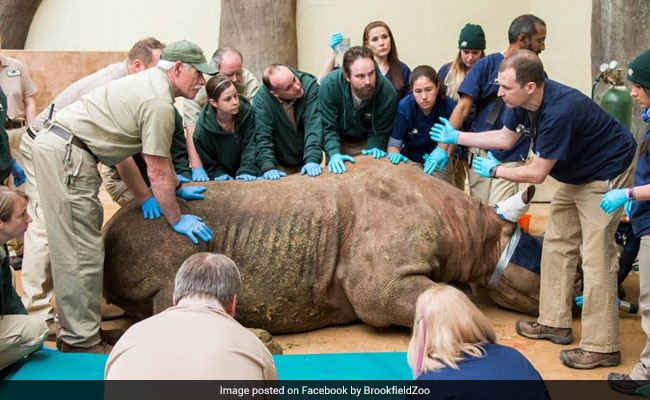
[407,285,496,377]
[444,50,485,101]
[0,186,27,222]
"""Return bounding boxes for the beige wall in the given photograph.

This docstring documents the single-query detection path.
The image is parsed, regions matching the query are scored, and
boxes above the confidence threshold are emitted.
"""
[24,0,592,94]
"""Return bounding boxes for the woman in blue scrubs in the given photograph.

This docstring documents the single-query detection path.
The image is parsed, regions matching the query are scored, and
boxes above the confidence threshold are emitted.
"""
[386,65,456,182]
[407,285,548,399]
[438,23,486,191]
[604,49,650,394]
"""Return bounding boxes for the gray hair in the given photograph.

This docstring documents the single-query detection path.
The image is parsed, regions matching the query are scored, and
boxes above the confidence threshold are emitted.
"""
[157,59,193,71]
[173,253,242,306]
[210,47,243,69]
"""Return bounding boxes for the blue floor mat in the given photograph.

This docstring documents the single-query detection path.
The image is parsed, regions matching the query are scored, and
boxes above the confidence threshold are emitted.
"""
[6,349,411,380]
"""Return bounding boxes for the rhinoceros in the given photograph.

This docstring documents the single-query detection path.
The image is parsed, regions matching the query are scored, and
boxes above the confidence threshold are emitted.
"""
[102,157,541,334]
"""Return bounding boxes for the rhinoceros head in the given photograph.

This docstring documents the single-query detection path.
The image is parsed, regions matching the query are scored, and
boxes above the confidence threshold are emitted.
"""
[488,185,540,315]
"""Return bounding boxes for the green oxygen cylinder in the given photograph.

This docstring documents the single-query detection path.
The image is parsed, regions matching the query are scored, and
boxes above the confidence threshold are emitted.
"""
[599,85,634,129]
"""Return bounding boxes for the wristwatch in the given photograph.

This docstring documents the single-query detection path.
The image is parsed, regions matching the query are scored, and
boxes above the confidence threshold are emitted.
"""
[489,165,498,178]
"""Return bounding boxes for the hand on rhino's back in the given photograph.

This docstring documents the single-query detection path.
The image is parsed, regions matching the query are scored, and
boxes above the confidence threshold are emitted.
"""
[103,158,518,333]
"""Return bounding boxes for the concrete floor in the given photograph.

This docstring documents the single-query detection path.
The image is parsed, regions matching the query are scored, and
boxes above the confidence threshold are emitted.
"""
[14,188,647,389]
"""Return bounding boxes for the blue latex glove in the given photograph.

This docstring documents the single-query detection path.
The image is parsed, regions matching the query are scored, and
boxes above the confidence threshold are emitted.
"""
[300,162,322,177]
[176,186,207,200]
[575,295,620,309]
[235,174,257,181]
[387,152,408,165]
[214,174,233,181]
[177,174,190,184]
[472,151,500,178]
[191,167,209,182]
[422,147,449,175]
[361,148,388,159]
[600,188,630,215]
[430,117,459,144]
[172,214,213,245]
[328,32,343,51]
[625,201,633,219]
[328,154,355,174]
[10,159,25,187]
[262,169,287,180]
[140,196,162,220]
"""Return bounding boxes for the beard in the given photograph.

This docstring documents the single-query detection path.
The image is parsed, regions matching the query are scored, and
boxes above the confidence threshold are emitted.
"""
[353,83,376,101]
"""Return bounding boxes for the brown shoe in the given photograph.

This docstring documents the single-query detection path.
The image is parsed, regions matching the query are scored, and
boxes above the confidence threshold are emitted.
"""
[608,372,644,395]
[515,320,573,344]
[46,319,59,341]
[99,328,124,346]
[58,341,113,354]
[560,348,620,369]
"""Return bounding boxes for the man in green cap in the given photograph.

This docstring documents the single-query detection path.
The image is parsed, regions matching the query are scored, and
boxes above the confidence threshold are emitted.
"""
[445,14,546,205]
[32,40,216,354]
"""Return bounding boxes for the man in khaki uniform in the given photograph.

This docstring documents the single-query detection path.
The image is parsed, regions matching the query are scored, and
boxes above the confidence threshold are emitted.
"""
[19,38,165,339]
[32,40,216,354]
[0,34,37,267]
[183,47,260,182]
[105,253,277,380]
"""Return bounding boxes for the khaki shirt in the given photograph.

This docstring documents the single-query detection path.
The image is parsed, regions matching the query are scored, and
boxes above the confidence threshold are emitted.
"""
[55,67,175,167]
[183,67,260,128]
[0,56,38,120]
[104,298,277,380]
[31,61,129,132]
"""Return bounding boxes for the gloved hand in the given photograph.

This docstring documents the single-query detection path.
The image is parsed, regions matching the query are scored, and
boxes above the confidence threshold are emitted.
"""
[140,196,162,220]
[191,167,209,182]
[328,154,355,174]
[235,174,257,181]
[361,148,388,159]
[300,162,322,177]
[176,174,190,184]
[600,188,630,215]
[172,214,213,245]
[472,151,500,178]
[387,152,408,165]
[10,159,25,187]
[262,169,287,180]
[575,295,620,309]
[430,117,459,144]
[214,174,233,181]
[328,32,343,51]
[422,147,449,175]
[176,186,207,200]
[625,201,633,219]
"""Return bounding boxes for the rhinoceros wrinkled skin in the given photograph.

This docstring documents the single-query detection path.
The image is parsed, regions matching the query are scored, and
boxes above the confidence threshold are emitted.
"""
[102,157,539,334]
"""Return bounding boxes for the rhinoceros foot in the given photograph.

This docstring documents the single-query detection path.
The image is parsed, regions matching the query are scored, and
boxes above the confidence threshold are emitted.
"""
[249,328,283,355]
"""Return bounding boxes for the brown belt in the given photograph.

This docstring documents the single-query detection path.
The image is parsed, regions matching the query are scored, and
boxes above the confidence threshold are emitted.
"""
[48,124,96,159]
[5,119,25,130]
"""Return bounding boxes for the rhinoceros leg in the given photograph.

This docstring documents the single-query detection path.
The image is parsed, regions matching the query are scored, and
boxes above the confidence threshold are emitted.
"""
[489,263,540,315]
[152,284,174,315]
[344,262,438,328]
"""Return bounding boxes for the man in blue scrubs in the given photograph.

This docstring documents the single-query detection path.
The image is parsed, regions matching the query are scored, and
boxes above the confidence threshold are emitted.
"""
[431,50,636,369]
[446,14,546,204]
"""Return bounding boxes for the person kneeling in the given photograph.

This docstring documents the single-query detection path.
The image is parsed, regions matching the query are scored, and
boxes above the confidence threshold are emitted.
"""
[104,252,277,380]
[0,187,48,377]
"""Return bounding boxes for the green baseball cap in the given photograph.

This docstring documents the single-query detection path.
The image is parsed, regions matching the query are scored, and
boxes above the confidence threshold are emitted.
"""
[628,49,650,88]
[458,23,486,50]
[162,40,218,75]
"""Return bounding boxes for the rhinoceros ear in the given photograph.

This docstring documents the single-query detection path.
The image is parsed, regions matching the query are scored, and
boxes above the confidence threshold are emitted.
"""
[494,185,536,223]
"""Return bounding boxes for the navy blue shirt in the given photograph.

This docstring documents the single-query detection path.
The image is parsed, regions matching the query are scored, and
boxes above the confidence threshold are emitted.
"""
[458,53,531,162]
[386,61,412,101]
[631,123,650,237]
[503,79,636,185]
[438,62,451,83]
[389,94,457,163]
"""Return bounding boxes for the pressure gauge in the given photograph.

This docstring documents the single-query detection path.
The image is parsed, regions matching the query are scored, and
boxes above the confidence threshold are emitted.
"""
[609,60,618,70]
[600,63,609,72]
